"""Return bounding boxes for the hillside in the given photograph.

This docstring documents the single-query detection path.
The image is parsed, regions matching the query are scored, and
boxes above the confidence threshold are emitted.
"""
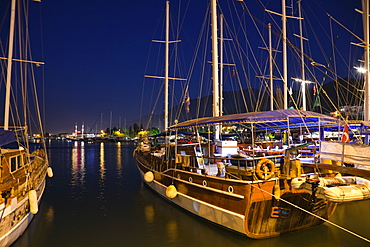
[127,77,363,130]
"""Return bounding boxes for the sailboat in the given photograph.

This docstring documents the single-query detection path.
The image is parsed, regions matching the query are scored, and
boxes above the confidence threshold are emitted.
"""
[0,0,52,246]
[133,0,347,239]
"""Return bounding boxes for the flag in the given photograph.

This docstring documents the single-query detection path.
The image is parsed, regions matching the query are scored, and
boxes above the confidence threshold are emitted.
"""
[341,125,350,143]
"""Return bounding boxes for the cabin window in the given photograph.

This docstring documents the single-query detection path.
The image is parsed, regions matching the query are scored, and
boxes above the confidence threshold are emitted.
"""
[10,154,23,172]
[17,155,23,168]
[10,157,17,172]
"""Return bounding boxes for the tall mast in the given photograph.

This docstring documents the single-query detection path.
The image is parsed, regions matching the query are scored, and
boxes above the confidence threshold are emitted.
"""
[266,1,301,110]
[145,1,184,132]
[269,23,274,111]
[4,0,16,130]
[298,1,306,111]
[211,0,220,141]
[282,0,288,109]
[363,0,370,122]
[164,0,170,130]
[219,14,224,117]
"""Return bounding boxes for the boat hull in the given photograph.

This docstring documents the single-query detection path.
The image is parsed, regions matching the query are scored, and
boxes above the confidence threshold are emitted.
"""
[140,168,247,233]
[0,156,48,247]
[134,150,337,239]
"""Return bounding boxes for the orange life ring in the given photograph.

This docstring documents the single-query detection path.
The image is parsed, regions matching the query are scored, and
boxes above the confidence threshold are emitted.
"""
[256,159,275,180]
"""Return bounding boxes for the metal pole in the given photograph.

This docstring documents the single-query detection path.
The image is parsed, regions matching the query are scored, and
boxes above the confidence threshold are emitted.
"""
[4,0,16,130]
[282,0,288,109]
[164,1,170,131]
[269,23,274,111]
[211,0,220,141]
[298,0,306,110]
[363,0,370,122]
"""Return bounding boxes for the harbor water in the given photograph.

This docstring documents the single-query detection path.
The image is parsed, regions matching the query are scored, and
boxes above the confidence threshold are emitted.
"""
[11,140,370,247]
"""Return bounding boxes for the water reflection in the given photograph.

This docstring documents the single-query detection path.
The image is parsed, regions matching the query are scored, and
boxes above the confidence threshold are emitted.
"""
[144,205,155,224]
[166,220,179,243]
[71,141,85,187]
[116,142,123,181]
[44,206,55,226]
[98,142,106,214]
[99,142,106,181]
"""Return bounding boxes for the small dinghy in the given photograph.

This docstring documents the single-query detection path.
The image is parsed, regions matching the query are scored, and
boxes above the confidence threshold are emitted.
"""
[292,175,370,202]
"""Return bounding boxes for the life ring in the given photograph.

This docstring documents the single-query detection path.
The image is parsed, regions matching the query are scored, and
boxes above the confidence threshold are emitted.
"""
[256,159,275,180]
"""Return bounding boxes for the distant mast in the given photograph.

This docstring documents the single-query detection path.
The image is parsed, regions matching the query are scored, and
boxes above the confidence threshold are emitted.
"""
[4,0,16,130]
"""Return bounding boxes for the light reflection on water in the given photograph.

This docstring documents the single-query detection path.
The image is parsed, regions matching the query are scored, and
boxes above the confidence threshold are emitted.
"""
[71,141,85,188]
[11,140,370,247]
[98,142,106,213]
[116,142,123,180]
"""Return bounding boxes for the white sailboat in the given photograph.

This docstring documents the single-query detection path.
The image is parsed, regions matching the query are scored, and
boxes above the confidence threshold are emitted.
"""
[0,0,51,246]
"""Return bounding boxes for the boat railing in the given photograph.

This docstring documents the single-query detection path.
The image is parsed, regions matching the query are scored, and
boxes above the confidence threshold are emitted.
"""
[137,141,319,180]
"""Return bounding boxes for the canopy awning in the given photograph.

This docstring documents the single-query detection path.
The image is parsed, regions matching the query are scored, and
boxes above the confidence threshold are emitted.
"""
[170,110,342,131]
[0,129,17,147]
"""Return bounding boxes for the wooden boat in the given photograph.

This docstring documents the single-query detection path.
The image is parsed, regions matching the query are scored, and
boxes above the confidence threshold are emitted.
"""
[134,110,341,238]
[0,1,52,246]
[134,0,370,240]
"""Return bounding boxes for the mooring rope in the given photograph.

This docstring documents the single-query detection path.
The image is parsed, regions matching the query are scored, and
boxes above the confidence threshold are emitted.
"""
[251,183,370,243]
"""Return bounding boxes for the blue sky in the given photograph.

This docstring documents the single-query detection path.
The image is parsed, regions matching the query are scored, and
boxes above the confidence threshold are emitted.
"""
[22,0,363,134]
[41,0,168,133]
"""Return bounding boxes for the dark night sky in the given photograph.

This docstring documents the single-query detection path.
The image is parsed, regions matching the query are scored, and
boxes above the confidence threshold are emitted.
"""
[42,0,168,133]
[26,0,363,134]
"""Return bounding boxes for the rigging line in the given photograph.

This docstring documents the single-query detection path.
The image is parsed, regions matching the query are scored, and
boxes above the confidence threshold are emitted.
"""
[221,12,256,112]
[329,18,340,109]
[242,3,306,110]
[247,5,339,82]
[215,4,249,111]
[146,83,164,130]
[232,2,277,112]
[171,4,187,122]
[198,9,211,119]
[334,79,364,102]
[327,13,364,45]
[180,4,209,120]
[225,43,250,112]
[308,68,362,123]
[250,183,370,243]
[140,6,166,129]
[231,6,268,82]
[311,12,351,113]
